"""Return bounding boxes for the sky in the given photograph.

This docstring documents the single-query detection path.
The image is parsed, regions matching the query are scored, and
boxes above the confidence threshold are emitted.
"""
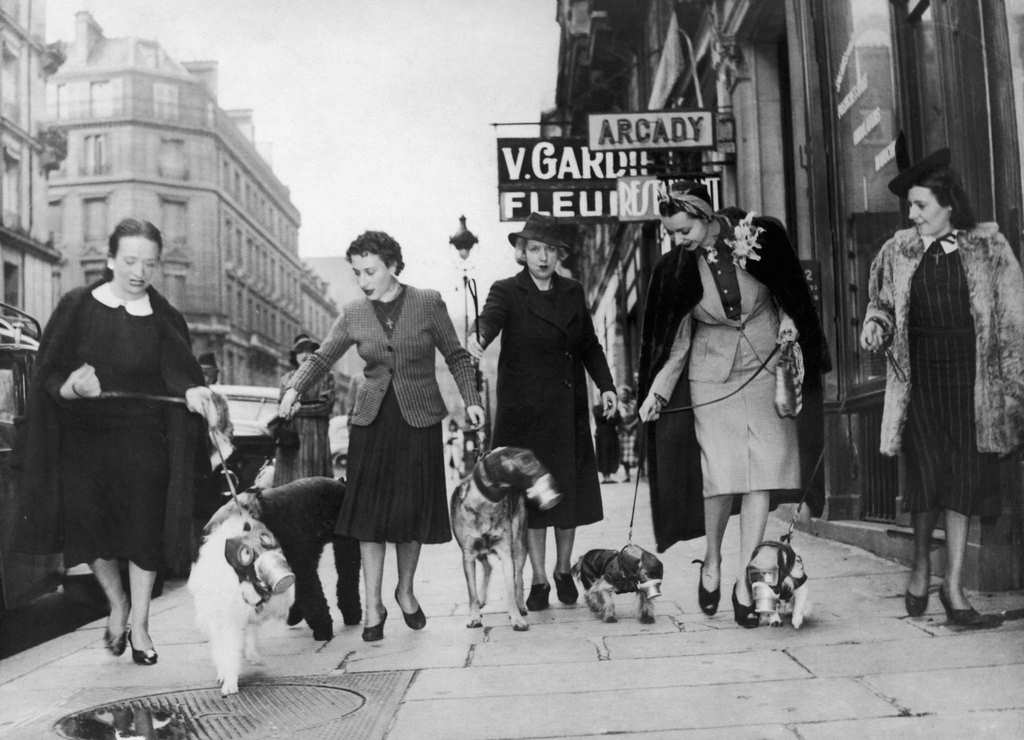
[46,0,561,302]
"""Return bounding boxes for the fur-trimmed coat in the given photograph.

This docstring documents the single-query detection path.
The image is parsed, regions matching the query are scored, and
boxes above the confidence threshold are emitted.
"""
[864,224,1024,456]
[638,215,830,552]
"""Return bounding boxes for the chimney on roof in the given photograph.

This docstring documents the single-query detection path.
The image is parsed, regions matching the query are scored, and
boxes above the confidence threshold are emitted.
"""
[183,61,219,100]
[74,11,104,65]
[226,109,254,144]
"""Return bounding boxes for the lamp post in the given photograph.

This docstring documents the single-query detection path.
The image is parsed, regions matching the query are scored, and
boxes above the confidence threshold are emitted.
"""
[449,215,488,474]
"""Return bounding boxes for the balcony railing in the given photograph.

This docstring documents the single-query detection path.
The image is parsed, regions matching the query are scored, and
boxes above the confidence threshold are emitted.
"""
[2,99,19,122]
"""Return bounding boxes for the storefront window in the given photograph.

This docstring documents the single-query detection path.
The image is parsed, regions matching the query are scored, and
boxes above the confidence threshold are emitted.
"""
[827,0,902,387]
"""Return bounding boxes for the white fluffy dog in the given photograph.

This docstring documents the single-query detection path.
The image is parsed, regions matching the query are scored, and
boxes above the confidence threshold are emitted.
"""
[188,507,294,695]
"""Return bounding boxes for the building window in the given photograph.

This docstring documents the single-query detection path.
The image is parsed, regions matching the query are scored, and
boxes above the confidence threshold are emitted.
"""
[2,43,20,122]
[153,82,178,119]
[83,197,108,242]
[2,148,20,229]
[89,80,112,117]
[3,259,20,308]
[157,137,187,179]
[160,199,187,247]
[81,133,108,175]
[236,228,243,266]
[47,199,63,245]
[54,83,69,120]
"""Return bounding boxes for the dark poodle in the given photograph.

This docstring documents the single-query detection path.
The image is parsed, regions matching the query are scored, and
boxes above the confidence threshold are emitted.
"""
[206,476,361,641]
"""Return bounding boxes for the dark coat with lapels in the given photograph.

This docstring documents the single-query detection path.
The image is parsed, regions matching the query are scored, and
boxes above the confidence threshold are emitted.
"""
[475,268,615,529]
[638,215,830,552]
[13,281,206,575]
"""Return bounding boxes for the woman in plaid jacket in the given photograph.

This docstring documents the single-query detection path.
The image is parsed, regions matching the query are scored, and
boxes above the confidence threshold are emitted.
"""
[281,231,484,642]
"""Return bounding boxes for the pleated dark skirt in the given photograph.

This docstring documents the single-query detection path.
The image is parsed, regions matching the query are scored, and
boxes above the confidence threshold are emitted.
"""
[335,387,450,543]
[903,249,999,517]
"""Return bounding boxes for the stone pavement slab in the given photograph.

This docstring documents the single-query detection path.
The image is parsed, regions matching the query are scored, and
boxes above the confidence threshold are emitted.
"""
[405,650,809,701]
[795,709,1024,739]
[789,630,1024,677]
[864,663,1024,714]
[606,616,926,659]
[387,676,895,740]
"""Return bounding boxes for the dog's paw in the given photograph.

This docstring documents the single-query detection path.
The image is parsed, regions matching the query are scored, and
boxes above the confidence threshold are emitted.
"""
[312,625,334,642]
[768,613,783,627]
[220,677,239,696]
[602,614,618,623]
[511,617,530,632]
[638,613,656,625]
[466,614,483,629]
[518,607,527,616]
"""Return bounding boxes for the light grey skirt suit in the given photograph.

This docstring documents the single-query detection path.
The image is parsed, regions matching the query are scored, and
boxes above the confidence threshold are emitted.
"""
[651,256,799,496]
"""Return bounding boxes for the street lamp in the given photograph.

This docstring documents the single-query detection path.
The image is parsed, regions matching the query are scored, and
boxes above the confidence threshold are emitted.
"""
[448,215,488,474]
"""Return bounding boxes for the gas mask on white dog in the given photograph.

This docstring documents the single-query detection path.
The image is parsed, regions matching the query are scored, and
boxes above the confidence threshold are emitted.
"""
[223,520,295,601]
[746,540,805,615]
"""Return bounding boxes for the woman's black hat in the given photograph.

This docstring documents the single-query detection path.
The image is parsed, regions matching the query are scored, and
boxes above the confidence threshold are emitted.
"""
[289,333,320,368]
[507,212,570,250]
[887,144,951,197]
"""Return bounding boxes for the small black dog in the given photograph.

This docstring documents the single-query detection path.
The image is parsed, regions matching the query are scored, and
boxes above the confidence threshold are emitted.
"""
[206,477,360,641]
[573,544,664,624]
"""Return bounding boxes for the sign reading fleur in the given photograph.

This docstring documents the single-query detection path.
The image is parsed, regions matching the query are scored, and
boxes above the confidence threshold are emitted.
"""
[588,111,716,151]
[496,138,654,222]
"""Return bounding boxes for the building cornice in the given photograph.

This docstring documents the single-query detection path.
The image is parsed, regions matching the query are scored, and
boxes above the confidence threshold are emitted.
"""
[0,225,61,262]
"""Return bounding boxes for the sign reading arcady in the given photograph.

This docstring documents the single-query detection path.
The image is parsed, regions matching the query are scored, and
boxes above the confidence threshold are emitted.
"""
[588,111,715,151]
[497,137,653,222]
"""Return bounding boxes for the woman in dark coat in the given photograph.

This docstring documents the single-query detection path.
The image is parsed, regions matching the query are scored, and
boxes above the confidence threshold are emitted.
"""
[637,182,829,627]
[468,212,616,611]
[861,149,1023,627]
[15,218,207,665]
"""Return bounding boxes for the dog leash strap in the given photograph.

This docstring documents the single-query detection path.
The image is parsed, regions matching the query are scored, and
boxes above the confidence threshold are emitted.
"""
[96,390,187,405]
[659,344,779,415]
[626,433,646,545]
[782,446,825,544]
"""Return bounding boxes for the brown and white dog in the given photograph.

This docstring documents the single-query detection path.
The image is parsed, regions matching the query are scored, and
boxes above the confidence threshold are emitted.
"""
[450,446,561,631]
[746,539,810,628]
[573,544,664,624]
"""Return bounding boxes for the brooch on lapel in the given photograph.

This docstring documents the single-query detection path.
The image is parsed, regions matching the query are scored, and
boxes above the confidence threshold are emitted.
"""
[705,212,765,269]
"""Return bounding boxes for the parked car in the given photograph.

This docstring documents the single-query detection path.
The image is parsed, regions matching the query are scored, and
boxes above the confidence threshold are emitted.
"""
[208,383,279,489]
[0,302,56,613]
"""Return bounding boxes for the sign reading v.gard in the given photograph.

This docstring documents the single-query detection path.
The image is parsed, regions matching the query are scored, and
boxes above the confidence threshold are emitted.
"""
[588,111,715,151]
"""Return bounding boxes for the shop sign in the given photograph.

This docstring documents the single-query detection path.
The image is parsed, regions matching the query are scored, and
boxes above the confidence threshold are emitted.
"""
[616,175,722,222]
[497,137,653,222]
[587,110,715,151]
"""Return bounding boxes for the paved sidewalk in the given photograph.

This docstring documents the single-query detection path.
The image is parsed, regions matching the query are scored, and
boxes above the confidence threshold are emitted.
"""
[2,478,1023,738]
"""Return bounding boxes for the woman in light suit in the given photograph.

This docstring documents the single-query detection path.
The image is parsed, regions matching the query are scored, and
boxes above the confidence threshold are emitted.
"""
[280,231,484,641]
[638,181,828,627]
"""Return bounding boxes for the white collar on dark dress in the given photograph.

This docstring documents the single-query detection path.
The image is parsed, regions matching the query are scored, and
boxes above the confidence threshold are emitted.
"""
[91,282,154,316]
[922,230,960,254]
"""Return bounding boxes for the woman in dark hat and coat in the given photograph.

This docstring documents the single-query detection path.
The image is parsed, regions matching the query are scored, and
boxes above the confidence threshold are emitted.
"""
[274,334,334,486]
[861,148,1024,627]
[637,181,829,627]
[467,212,617,611]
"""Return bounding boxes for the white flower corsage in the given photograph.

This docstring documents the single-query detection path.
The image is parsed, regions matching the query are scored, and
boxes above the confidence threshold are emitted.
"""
[725,212,765,269]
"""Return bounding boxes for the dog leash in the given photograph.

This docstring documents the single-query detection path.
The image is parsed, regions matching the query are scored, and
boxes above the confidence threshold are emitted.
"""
[97,390,244,505]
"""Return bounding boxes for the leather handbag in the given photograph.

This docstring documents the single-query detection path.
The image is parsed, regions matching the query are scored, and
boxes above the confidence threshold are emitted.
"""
[774,340,804,418]
[267,416,300,450]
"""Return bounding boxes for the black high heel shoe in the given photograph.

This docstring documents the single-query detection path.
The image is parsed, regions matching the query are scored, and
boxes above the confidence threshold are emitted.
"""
[904,588,929,617]
[692,559,720,616]
[103,626,128,657]
[127,629,158,665]
[732,584,758,629]
[395,588,426,630]
[362,607,388,642]
[938,586,1003,629]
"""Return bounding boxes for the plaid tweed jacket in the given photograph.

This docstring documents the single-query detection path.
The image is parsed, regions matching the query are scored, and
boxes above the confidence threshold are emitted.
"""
[288,285,481,428]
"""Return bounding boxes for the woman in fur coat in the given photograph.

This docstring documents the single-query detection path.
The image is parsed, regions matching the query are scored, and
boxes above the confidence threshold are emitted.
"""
[638,180,829,628]
[861,149,1024,627]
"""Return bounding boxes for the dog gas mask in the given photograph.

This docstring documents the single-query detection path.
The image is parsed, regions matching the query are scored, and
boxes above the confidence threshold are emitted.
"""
[223,519,295,601]
[473,446,563,511]
[746,540,806,616]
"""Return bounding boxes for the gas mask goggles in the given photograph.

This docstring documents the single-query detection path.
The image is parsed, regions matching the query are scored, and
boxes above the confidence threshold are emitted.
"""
[618,544,663,600]
[223,520,295,601]
[745,541,804,615]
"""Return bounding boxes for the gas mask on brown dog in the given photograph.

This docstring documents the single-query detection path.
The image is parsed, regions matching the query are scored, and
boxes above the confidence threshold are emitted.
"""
[223,519,295,601]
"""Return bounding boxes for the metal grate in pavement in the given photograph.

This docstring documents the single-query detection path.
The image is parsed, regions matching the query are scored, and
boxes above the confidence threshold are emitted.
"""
[52,671,413,739]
